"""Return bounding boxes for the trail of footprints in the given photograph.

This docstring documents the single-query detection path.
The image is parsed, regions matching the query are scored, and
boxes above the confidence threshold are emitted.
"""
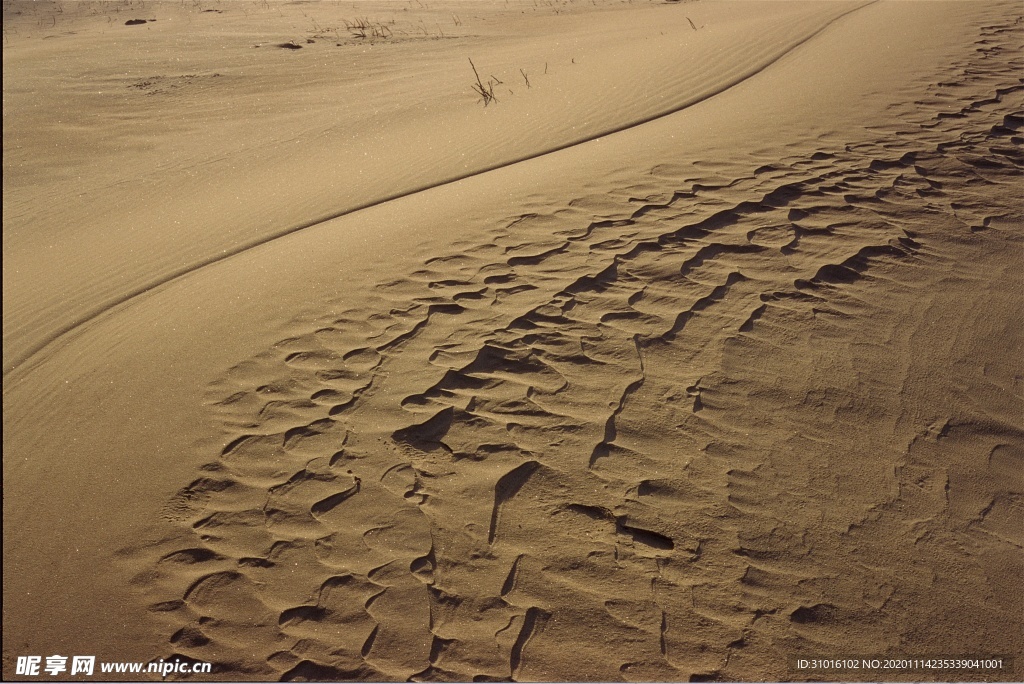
[136,13,1022,682]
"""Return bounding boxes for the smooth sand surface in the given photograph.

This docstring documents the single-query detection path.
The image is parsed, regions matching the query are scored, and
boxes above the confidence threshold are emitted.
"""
[3,0,1022,681]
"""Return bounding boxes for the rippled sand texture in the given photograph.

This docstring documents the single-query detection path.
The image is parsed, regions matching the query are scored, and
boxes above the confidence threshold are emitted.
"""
[3,0,1022,681]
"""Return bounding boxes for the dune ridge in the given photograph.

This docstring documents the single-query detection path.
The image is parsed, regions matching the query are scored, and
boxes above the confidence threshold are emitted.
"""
[2,0,869,374]
[126,11,1023,680]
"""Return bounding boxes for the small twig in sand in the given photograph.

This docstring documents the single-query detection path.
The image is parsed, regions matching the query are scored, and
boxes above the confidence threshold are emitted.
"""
[469,58,498,106]
[687,16,697,31]
[520,68,530,88]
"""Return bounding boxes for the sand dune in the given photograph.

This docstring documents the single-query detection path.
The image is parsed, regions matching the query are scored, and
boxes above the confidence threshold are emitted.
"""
[3,0,1022,681]
[2,0,864,372]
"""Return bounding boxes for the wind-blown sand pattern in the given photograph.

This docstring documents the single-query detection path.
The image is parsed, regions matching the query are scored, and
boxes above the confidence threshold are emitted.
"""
[3,0,1022,682]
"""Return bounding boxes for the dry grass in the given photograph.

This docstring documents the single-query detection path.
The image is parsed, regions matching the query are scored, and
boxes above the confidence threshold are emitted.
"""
[469,58,498,106]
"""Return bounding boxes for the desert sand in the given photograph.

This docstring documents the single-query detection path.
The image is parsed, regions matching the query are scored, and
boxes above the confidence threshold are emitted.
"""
[3,0,1022,681]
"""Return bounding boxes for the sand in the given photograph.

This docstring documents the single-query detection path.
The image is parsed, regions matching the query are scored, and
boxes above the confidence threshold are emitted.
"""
[3,0,1022,681]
